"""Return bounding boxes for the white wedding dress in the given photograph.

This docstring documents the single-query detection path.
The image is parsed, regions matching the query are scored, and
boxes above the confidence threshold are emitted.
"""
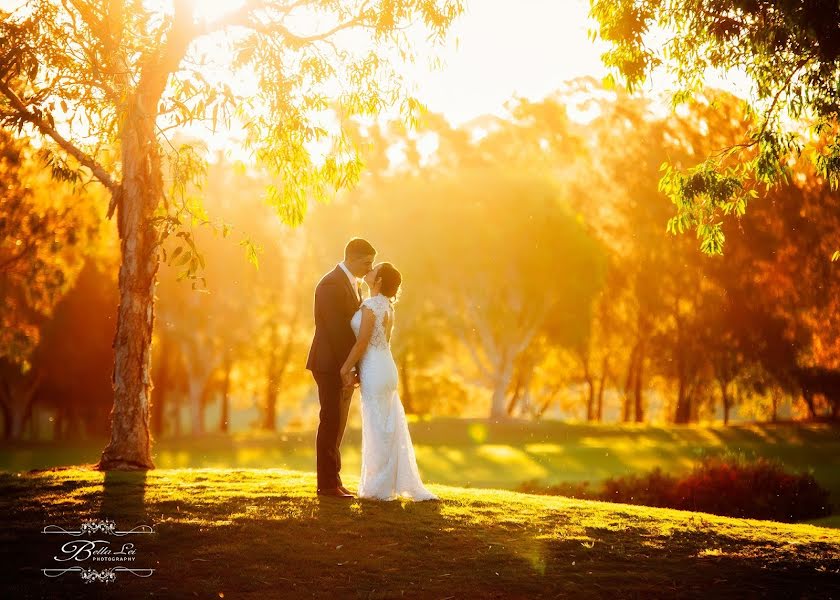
[350,294,438,501]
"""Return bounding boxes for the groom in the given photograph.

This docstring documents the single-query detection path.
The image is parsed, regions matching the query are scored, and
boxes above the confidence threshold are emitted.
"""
[306,238,376,498]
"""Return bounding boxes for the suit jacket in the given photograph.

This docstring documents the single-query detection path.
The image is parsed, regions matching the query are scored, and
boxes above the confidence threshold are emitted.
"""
[306,265,362,374]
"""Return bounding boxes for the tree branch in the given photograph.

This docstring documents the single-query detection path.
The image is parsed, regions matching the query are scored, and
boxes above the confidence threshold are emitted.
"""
[205,0,373,47]
[0,79,118,192]
[713,54,813,158]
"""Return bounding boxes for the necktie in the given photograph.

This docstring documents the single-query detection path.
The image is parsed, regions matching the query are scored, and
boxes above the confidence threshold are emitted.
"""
[356,281,363,303]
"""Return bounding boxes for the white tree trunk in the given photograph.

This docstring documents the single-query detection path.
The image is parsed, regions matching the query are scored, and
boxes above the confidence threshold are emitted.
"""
[97,116,161,470]
[489,361,514,419]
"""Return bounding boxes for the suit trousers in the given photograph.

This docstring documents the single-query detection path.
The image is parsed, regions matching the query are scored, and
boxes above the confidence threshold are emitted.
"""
[312,370,353,490]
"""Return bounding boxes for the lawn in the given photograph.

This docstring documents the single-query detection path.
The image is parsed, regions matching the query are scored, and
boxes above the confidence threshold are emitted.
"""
[1,467,838,599]
[2,419,838,508]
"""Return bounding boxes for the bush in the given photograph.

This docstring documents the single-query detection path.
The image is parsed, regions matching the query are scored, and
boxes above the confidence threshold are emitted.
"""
[519,456,833,523]
[666,456,832,522]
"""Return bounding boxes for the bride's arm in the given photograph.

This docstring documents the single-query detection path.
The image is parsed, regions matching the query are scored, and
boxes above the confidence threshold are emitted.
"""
[340,307,375,383]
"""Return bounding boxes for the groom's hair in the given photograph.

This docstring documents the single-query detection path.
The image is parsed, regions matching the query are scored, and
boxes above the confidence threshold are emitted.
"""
[344,237,376,259]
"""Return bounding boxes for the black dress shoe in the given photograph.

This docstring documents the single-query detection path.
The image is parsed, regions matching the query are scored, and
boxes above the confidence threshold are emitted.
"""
[317,487,353,498]
[338,485,354,496]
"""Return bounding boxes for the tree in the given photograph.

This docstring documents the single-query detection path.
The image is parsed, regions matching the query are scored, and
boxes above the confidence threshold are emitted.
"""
[0,0,462,469]
[0,129,102,439]
[386,171,606,418]
[29,258,119,440]
[0,130,100,367]
[589,0,840,257]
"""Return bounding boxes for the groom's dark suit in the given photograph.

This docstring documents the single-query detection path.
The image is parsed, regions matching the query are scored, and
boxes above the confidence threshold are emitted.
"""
[306,265,362,490]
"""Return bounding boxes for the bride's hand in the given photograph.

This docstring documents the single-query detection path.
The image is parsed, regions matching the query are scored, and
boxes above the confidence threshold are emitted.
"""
[340,367,354,388]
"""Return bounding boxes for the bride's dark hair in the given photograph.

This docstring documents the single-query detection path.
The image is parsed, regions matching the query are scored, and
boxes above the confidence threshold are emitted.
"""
[376,262,402,301]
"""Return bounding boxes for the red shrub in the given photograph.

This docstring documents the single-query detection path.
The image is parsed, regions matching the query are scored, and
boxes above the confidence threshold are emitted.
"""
[520,456,833,523]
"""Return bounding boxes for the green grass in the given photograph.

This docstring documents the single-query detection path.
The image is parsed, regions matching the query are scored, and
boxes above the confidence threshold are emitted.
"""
[1,467,838,599]
[3,419,838,505]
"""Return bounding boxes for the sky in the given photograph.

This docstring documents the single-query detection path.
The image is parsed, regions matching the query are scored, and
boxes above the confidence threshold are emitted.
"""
[0,0,750,161]
[0,0,609,126]
[402,0,609,125]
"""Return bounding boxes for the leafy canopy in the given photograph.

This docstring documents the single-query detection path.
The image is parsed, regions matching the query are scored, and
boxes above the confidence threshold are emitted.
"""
[0,129,102,367]
[0,0,464,278]
[589,0,840,258]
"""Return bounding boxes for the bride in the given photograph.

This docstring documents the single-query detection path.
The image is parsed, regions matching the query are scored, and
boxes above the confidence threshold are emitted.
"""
[340,262,438,502]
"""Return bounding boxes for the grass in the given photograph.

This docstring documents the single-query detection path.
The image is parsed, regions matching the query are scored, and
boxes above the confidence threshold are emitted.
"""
[0,466,838,599]
[3,419,838,507]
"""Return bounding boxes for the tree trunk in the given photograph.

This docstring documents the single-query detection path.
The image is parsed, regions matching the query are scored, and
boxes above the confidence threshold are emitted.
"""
[8,398,32,440]
[172,398,182,437]
[585,376,595,422]
[220,354,231,433]
[596,356,608,422]
[262,304,298,431]
[264,340,279,431]
[673,332,692,423]
[508,364,536,418]
[490,358,514,419]
[674,376,691,424]
[719,379,731,425]
[723,392,731,425]
[0,400,10,440]
[399,355,415,414]
[633,341,645,423]
[263,374,278,431]
[490,383,507,419]
[12,381,38,440]
[150,336,170,437]
[506,378,520,416]
[97,118,161,470]
[581,347,595,421]
[622,343,638,422]
[0,366,42,440]
[689,385,701,422]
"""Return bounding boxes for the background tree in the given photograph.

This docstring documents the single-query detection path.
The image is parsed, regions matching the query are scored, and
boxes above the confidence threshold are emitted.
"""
[589,0,840,257]
[0,0,463,469]
[0,130,101,366]
[28,258,119,440]
[337,169,607,419]
[0,130,102,439]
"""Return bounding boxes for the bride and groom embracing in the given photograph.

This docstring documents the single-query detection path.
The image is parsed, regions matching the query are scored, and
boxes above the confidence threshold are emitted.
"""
[305,238,438,502]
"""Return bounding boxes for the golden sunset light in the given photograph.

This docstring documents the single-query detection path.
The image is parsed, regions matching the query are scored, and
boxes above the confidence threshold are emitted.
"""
[1,0,838,597]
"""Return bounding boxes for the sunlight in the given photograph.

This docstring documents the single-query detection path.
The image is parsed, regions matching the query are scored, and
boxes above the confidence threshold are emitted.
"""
[154,0,625,163]
[467,422,488,444]
[189,0,245,23]
[3,0,840,595]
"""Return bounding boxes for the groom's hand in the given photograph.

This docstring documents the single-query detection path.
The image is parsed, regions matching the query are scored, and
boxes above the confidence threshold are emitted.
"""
[341,368,355,389]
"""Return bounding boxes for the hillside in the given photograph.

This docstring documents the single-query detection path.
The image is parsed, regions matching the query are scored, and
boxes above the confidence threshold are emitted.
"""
[2,420,838,517]
[1,467,838,599]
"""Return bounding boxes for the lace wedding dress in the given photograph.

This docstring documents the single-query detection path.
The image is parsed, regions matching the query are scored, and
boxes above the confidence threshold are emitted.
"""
[350,294,438,501]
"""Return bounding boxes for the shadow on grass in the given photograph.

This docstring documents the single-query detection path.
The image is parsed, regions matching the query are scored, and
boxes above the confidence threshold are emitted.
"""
[100,470,149,524]
[542,525,840,599]
[0,469,154,600]
[2,468,839,599]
